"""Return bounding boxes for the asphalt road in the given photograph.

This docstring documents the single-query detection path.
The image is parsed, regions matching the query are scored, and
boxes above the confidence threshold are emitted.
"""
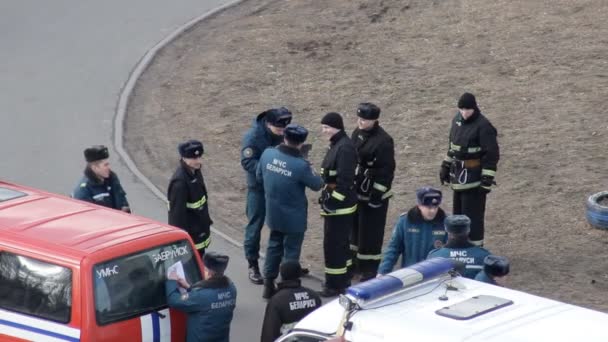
[0,1,322,340]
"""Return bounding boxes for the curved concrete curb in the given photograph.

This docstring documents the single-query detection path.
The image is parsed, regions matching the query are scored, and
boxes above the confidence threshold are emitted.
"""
[113,0,245,248]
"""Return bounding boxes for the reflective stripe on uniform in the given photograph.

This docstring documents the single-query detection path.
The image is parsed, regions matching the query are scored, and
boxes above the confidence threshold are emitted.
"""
[186,195,207,209]
[444,156,453,163]
[349,244,358,252]
[372,182,388,192]
[328,170,337,176]
[468,146,481,153]
[449,142,461,151]
[451,182,481,190]
[331,191,345,201]
[325,266,348,275]
[320,204,357,216]
[346,259,353,267]
[195,236,211,250]
[482,169,496,177]
[357,253,383,261]
[92,192,110,200]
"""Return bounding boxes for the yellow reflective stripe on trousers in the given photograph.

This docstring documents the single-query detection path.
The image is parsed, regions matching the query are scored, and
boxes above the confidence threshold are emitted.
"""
[331,191,345,201]
[195,236,211,250]
[320,204,357,216]
[186,195,207,209]
[482,169,496,177]
[372,182,388,192]
[325,266,348,275]
[357,253,383,260]
[451,182,481,190]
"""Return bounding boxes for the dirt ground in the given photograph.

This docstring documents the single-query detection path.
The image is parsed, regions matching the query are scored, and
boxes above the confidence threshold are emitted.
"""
[125,0,608,311]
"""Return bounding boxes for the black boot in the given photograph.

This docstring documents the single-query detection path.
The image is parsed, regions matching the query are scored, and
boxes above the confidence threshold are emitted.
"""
[262,279,276,299]
[318,286,344,298]
[248,260,263,285]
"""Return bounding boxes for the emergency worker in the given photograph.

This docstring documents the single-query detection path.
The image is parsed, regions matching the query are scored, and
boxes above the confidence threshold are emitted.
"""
[351,102,395,280]
[166,251,237,342]
[318,112,358,297]
[241,107,293,284]
[439,92,499,246]
[257,124,324,299]
[168,140,213,257]
[260,261,322,342]
[72,145,130,212]
[427,215,490,279]
[475,255,510,286]
[377,187,447,275]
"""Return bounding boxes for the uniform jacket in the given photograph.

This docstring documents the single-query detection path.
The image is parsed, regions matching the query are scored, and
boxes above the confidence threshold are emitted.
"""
[351,122,395,202]
[241,113,283,191]
[474,270,497,285]
[445,110,500,191]
[256,145,323,233]
[167,161,213,250]
[320,130,358,215]
[72,168,129,210]
[377,207,447,274]
[427,238,490,279]
[260,280,322,342]
[166,276,237,342]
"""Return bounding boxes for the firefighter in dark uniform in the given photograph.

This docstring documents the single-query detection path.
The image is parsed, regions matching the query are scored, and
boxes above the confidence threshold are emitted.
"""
[260,261,322,342]
[72,145,130,212]
[241,107,293,285]
[351,102,395,280]
[318,112,358,297]
[439,92,499,246]
[256,125,324,299]
[475,254,510,286]
[168,140,213,257]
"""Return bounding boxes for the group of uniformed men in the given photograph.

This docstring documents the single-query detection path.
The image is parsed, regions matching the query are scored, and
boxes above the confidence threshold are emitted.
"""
[71,91,510,341]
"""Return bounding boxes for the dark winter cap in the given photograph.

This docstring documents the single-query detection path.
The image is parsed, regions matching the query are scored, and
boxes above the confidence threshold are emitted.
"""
[416,187,442,207]
[284,124,309,144]
[265,107,293,128]
[457,92,478,110]
[203,252,229,274]
[178,139,204,158]
[444,215,471,235]
[280,261,302,281]
[84,145,109,163]
[483,255,510,277]
[357,102,381,120]
[321,112,344,130]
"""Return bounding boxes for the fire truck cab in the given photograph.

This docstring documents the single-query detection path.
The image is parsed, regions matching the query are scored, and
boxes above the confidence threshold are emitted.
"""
[0,181,203,341]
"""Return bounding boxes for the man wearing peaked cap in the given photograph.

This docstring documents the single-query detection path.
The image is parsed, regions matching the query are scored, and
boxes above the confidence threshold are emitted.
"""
[166,250,237,342]
[350,102,396,281]
[439,92,500,247]
[168,139,214,257]
[475,254,510,286]
[241,107,294,285]
[72,145,130,212]
[378,186,447,275]
[427,214,491,279]
[318,112,358,297]
[256,124,323,299]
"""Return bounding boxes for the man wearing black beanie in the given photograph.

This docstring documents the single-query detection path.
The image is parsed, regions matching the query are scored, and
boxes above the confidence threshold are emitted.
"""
[439,92,500,247]
[318,112,358,297]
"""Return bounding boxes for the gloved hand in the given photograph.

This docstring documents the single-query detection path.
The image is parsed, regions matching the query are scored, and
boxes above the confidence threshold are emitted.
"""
[368,190,383,208]
[439,161,451,185]
[322,196,340,214]
[300,143,312,159]
[480,175,494,193]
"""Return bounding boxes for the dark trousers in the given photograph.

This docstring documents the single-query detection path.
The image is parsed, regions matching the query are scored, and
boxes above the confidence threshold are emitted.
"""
[263,230,305,280]
[323,214,353,289]
[453,188,487,245]
[353,200,389,278]
[244,189,266,262]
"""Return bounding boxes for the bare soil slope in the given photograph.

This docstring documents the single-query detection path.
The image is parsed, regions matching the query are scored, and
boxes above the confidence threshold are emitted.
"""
[125,0,608,310]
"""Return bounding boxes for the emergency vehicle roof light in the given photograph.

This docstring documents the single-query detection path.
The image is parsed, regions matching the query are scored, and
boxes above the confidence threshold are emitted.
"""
[346,258,456,302]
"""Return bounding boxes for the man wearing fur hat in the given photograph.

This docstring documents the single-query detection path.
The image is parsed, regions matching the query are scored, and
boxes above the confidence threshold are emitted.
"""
[439,92,500,247]
[166,251,237,342]
[475,254,510,286]
[72,145,130,212]
[168,139,213,257]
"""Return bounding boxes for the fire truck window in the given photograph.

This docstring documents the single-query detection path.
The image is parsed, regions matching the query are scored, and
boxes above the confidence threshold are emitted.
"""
[0,251,72,323]
[94,239,202,325]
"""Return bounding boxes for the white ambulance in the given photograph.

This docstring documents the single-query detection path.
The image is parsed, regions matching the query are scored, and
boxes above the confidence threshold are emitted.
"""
[277,258,608,342]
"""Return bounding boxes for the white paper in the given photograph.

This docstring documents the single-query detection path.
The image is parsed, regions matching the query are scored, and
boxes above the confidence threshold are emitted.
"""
[167,261,187,295]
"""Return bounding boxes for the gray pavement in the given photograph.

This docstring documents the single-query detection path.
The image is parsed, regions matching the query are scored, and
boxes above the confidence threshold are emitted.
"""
[0,1,322,340]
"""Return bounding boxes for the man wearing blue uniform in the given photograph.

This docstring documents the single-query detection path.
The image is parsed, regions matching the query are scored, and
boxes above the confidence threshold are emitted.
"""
[427,215,490,279]
[377,187,447,275]
[257,124,323,298]
[166,251,237,342]
[475,254,510,286]
[241,107,293,284]
[72,145,130,212]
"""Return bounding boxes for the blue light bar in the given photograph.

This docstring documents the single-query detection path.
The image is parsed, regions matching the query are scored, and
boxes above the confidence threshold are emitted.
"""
[346,258,455,302]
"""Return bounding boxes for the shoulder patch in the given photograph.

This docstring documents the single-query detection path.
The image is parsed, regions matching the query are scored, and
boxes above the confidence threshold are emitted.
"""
[243,147,254,158]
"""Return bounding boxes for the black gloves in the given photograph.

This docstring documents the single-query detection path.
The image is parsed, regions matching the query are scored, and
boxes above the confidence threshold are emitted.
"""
[480,175,494,193]
[368,190,383,208]
[439,160,451,185]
